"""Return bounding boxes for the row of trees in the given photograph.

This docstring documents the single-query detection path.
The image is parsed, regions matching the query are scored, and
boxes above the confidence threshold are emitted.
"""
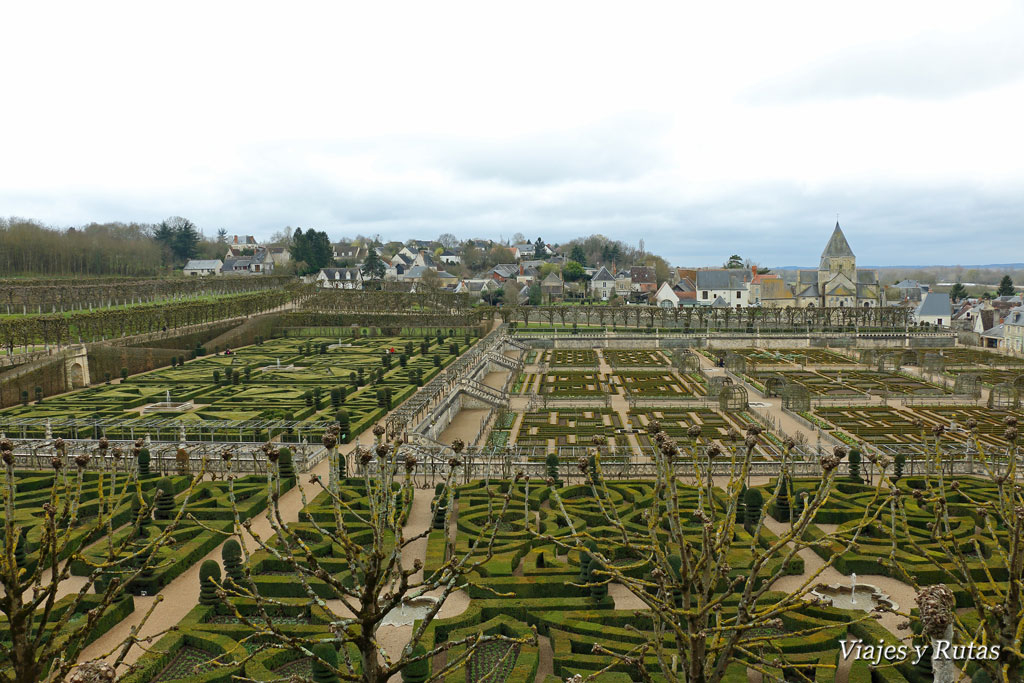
[0,276,292,314]
[0,289,294,352]
[495,301,915,329]
[0,217,228,276]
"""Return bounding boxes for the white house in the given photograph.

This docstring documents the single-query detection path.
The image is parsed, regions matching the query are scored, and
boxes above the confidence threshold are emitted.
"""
[589,266,616,301]
[438,249,461,265]
[316,267,363,289]
[183,259,223,276]
[654,281,680,308]
[695,270,750,307]
[914,292,952,326]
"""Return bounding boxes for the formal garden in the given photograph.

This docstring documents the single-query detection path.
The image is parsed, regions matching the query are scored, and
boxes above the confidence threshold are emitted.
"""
[5,317,1024,682]
[749,369,949,397]
[726,348,858,367]
[0,332,475,442]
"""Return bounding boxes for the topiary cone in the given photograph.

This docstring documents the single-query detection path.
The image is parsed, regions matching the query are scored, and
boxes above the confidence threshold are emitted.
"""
[137,448,151,478]
[222,539,244,587]
[199,559,221,606]
[312,642,340,683]
[154,478,175,520]
[401,644,429,683]
[277,447,295,480]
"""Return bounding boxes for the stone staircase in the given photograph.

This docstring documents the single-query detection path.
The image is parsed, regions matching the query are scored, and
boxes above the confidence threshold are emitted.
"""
[457,378,508,408]
[486,351,522,372]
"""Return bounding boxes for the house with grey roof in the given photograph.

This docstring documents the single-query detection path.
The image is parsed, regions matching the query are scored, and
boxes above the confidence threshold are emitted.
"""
[183,259,223,276]
[316,267,363,290]
[590,266,615,301]
[1004,306,1024,353]
[914,292,952,326]
[695,269,750,306]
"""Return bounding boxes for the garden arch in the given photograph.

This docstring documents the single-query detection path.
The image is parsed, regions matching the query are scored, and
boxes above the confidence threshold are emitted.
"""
[765,375,788,398]
[988,383,1020,410]
[953,373,982,399]
[707,375,733,398]
[719,384,749,412]
[781,384,810,412]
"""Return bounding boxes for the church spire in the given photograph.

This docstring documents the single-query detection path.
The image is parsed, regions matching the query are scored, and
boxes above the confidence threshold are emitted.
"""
[821,222,854,259]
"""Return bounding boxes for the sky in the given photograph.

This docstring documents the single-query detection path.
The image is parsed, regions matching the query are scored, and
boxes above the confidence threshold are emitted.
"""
[2,1,1023,267]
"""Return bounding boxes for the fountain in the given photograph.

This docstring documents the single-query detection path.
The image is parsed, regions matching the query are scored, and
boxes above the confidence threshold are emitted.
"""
[810,577,897,613]
[329,337,353,350]
[141,389,193,414]
[379,596,441,627]
[260,356,303,372]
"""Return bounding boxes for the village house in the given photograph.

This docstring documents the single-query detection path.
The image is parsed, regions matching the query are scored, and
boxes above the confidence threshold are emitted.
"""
[914,292,952,326]
[629,266,657,294]
[540,271,564,300]
[316,267,363,289]
[695,269,750,307]
[589,266,615,301]
[183,259,223,276]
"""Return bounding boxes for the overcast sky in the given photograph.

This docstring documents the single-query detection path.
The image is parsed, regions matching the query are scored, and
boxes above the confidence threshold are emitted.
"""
[3,1,1023,267]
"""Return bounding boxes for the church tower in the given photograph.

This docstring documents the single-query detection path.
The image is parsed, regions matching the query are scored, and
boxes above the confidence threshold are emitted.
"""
[818,222,856,286]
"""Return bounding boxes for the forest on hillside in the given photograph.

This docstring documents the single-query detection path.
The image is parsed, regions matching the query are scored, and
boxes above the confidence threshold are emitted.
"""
[0,217,226,277]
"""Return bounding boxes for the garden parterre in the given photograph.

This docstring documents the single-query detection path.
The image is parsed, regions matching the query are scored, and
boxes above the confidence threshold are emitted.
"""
[514,409,628,449]
[0,333,471,442]
[420,480,911,682]
[811,405,1024,452]
[732,348,857,367]
[753,369,948,397]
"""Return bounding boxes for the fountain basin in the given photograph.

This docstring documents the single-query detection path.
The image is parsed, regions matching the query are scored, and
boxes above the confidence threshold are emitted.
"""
[380,596,441,627]
[259,365,305,372]
[810,582,897,612]
[141,401,194,414]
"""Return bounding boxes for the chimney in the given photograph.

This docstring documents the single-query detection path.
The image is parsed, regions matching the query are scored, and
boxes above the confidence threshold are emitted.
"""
[752,265,757,278]
[520,265,524,275]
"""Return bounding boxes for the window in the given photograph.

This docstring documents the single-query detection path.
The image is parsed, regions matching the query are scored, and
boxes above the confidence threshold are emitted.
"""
[736,291,741,299]
[702,291,709,300]
[938,319,943,325]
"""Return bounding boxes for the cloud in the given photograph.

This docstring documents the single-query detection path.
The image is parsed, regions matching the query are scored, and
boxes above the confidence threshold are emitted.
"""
[745,17,1024,103]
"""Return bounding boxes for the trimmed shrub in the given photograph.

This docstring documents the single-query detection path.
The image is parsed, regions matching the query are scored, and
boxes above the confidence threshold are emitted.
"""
[138,448,151,477]
[330,388,341,408]
[222,539,243,586]
[154,478,175,520]
[848,448,862,483]
[432,484,448,530]
[774,476,791,522]
[449,342,458,356]
[402,644,428,683]
[894,453,905,481]
[278,447,295,480]
[545,453,560,484]
[433,354,441,368]
[336,410,350,441]
[213,370,221,385]
[120,367,128,381]
[199,560,221,606]
[744,488,763,527]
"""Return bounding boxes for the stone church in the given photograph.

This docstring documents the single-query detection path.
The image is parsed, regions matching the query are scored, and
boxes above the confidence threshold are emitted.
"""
[762,223,881,308]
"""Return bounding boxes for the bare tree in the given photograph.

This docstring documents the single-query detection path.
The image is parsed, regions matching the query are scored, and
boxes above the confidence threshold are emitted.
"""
[540,427,889,683]
[0,438,204,683]
[219,428,533,682]
[888,418,1022,682]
